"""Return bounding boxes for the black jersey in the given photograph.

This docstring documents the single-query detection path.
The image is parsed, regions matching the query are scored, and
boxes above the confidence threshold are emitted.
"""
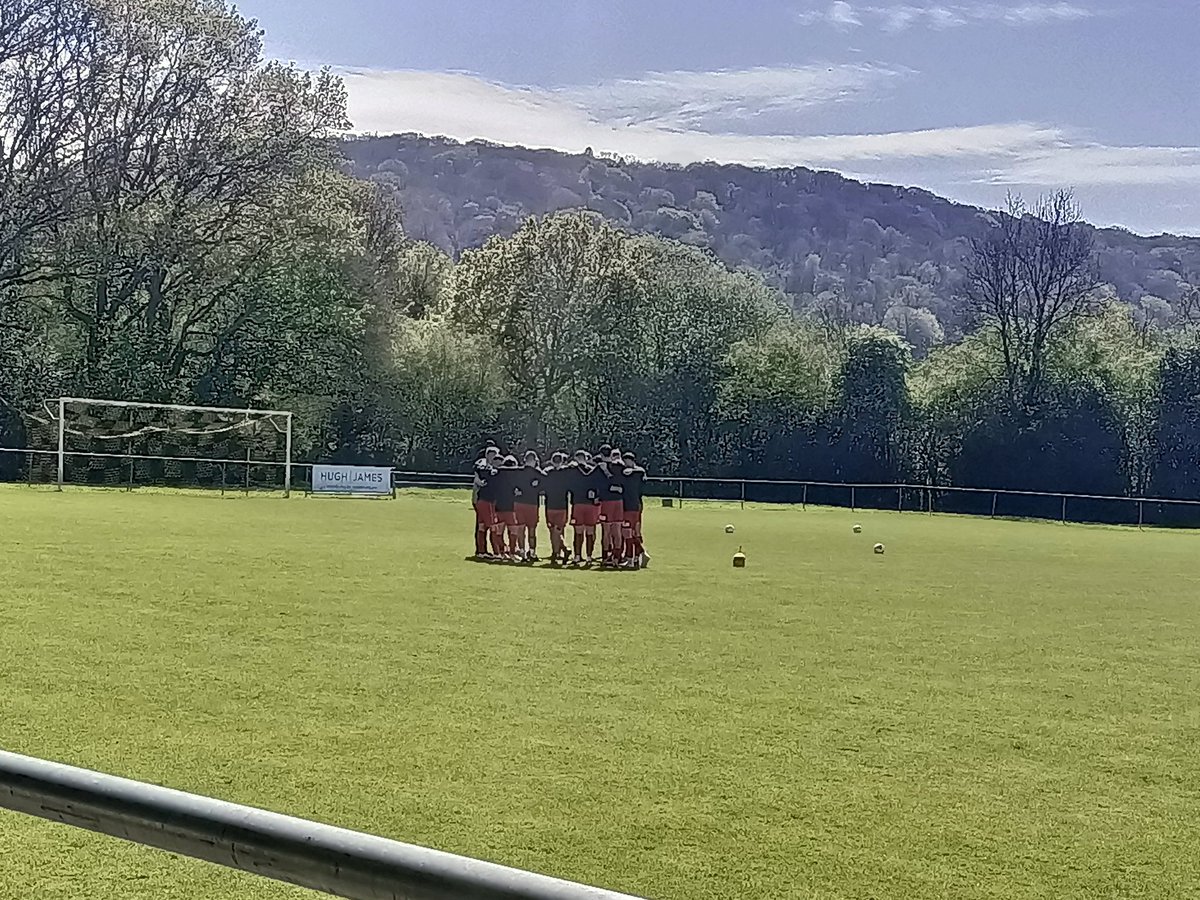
[541,466,572,510]
[513,465,542,506]
[622,466,646,511]
[571,463,604,506]
[598,460,626,502]
[474,460,500,503]
[493,467,520,512]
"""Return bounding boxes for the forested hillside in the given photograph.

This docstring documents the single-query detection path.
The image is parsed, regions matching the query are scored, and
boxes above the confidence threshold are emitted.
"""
[345,134,1200,341]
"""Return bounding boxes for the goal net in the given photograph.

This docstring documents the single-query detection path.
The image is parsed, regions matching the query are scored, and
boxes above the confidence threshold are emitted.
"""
[23,398,294,494]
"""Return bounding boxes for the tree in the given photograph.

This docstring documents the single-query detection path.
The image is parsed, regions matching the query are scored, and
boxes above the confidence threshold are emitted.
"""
[964,190,1098,415]
[394,241,452,320]
[883,303,944,357]
[716,321,841,478]
[39,0,349,396]
[836,326,911,481]
[906,333,1002,486]
[0,0,90,290]
[594,236,785,471]
[447,211,642,441]
[1152,332,1200,499]
[1053,304,1163,495]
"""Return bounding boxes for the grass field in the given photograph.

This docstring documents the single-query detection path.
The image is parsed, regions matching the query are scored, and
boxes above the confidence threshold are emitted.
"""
[2,487,1200,899]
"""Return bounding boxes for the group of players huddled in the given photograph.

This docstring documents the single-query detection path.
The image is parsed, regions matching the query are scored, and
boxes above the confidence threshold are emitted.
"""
[471,444,649,569]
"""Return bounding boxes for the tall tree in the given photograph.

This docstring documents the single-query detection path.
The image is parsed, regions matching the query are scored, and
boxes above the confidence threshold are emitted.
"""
[0,0,90,290]
[836,326,911,481]
[964,190,1098,415]
[447,211,642,440]
[42,0,349,396]
[1152,333,1200,499]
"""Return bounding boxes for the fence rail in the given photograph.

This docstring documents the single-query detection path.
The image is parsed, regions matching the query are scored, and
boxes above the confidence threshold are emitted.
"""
[0,749,645,900]
[4,447,1200,527]
[387,469,1200,528]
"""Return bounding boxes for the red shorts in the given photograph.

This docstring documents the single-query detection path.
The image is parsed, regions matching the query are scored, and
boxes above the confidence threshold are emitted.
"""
[515,503,539,527]
[623,510,642,531]
[474,500,495,526]
[545,508,569,528]
[496,509,517,526]
[571,504,600,527]
[600,500,624,523]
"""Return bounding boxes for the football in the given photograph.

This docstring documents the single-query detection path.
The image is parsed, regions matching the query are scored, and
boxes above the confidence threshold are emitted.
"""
[725,524,735,533]
[853,524,863,533]
[874,543,885,555]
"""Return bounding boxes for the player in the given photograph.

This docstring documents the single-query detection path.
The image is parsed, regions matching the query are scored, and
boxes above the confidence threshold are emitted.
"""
[493,455,521,562]
[597,448,627,567]
[569,449,602,565]
[540,452,572,565]
[513,450,543,563]
[620,451,648,569]
[472,446,502,559]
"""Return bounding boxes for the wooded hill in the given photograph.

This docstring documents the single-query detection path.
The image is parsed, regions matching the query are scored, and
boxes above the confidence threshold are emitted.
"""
[344,133,1200,346]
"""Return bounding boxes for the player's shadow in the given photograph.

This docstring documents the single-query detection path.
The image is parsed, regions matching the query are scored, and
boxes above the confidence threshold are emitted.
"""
[461,555,639,571]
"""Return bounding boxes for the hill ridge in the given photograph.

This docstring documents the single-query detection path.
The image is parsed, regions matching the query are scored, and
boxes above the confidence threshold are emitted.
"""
[343,133,1200,335]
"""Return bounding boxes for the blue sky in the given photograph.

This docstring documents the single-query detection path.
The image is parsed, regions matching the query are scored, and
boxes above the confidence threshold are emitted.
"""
[238,0,1199,236]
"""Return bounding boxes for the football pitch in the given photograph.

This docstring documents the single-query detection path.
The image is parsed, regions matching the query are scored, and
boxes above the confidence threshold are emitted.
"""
[2,488,1200,900]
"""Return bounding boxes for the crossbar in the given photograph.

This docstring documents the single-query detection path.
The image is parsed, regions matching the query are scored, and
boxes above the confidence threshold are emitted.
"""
[58,397,293,417]
[0,750,646,900]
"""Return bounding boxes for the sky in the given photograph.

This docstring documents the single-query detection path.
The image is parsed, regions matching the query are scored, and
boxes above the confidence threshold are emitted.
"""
[236,0,1200,236]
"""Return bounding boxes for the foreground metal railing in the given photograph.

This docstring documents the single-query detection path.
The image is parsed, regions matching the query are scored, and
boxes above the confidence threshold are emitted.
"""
[0,749,646,900]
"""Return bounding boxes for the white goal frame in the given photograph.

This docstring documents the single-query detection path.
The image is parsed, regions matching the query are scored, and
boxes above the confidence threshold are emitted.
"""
[53,398,295,497]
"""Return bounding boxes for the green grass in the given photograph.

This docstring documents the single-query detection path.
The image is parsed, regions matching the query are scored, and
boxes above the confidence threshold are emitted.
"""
[2,487,1200,899]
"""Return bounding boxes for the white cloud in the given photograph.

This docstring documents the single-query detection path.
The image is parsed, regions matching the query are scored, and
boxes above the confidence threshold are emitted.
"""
[830,0,865,28]
[795,2,1096,31]
[988,144,1200,186]
[563,64,909,131]
[341,68,1054,167]
[797,0,863,27]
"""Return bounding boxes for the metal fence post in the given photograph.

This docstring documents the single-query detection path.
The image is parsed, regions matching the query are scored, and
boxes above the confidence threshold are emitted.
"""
[56,397,65,490]
[898,487,903,512]
[802,483,808,510]
[850,486,856,511]
[678,478,684,508]
[1138,500,1144,530]
[1061,495,1067,524]
[740,480,746,510]
[991,492,998,518]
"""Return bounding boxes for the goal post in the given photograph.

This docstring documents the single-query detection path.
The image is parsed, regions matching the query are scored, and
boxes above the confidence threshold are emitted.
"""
[31,398,295,496]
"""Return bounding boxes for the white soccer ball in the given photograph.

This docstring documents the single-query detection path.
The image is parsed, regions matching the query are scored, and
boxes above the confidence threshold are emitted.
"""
[853,524,863,534]
[725,524,735,534]
[874,543,885,555]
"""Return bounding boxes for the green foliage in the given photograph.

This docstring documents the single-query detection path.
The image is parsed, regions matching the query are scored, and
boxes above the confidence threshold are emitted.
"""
[1152,329,1200,498]
[837,326,912,480]
[447,211,640,440]
[718,321,841,424]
